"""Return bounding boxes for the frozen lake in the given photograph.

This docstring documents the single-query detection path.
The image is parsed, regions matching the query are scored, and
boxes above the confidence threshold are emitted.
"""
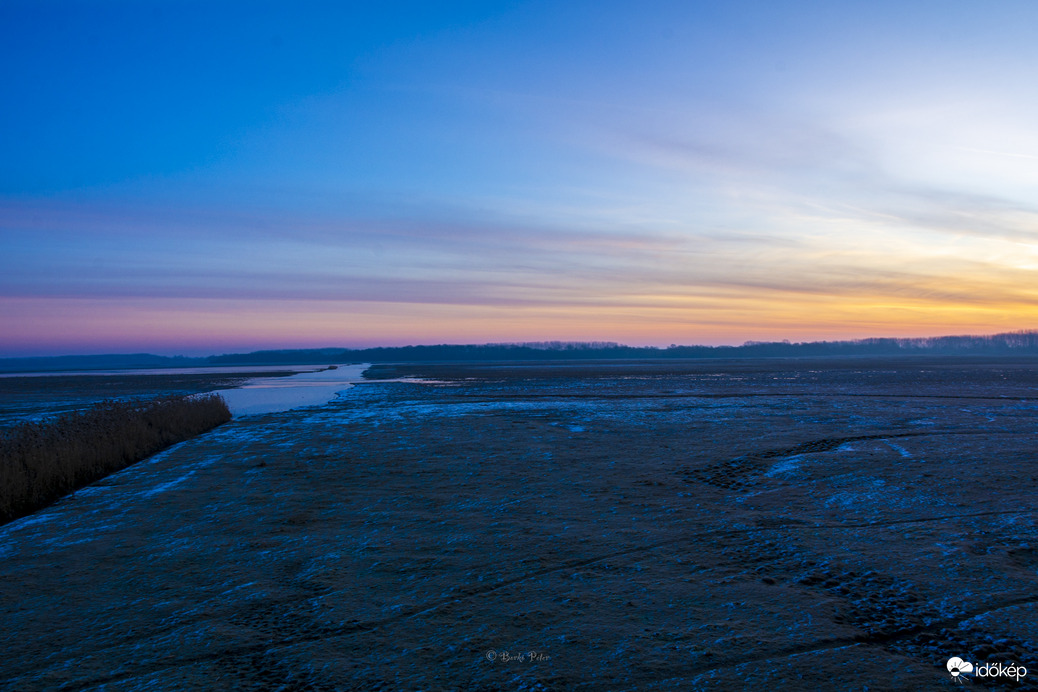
[2,357,1036,689]
[216,363,371,416]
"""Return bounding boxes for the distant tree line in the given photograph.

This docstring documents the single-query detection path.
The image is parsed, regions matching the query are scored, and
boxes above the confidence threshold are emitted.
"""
[204,329,1038,365]
[4,330,1038,372]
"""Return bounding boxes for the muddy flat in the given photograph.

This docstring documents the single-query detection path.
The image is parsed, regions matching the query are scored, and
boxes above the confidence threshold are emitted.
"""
[1,357,1036,690]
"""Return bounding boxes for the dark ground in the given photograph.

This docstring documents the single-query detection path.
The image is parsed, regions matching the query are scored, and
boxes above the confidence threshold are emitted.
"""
[1,357,1036,690]
[0,371,298,427]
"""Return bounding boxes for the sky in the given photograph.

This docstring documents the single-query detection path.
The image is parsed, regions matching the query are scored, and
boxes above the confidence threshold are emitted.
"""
[3,0,1038,356]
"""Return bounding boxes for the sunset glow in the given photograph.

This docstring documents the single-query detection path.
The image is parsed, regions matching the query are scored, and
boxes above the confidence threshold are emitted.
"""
[3,1,1038,356]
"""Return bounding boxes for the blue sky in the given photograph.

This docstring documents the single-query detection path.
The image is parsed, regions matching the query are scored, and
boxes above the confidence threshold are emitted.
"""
[3,1,1038,355]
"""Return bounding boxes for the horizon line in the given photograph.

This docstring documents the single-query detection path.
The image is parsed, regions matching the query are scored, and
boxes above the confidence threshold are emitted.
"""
[3,327,1037,362]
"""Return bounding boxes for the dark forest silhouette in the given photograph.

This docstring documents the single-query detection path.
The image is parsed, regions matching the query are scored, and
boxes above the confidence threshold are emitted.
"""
[4,330,1038,372]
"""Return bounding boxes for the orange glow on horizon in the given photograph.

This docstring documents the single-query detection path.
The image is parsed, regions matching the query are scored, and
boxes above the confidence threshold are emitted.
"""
[3,295,1036,356]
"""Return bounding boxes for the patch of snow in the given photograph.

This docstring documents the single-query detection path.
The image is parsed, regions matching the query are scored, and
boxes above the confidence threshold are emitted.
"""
[4,513,54,529]
[766,455,804,478]
[143,470,196,497]
[885,441,913,458]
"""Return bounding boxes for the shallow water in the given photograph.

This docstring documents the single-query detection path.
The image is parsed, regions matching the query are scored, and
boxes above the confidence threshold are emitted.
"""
[216,363,371,416]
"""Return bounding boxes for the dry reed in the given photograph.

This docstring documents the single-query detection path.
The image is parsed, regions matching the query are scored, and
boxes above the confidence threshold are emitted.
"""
[0,394,230,525]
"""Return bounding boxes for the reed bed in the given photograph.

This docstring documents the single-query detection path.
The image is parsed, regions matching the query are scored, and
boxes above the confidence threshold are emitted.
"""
[0,394,230,525]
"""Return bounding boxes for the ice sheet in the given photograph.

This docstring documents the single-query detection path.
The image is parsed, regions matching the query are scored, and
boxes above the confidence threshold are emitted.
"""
[216,363,370,416]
